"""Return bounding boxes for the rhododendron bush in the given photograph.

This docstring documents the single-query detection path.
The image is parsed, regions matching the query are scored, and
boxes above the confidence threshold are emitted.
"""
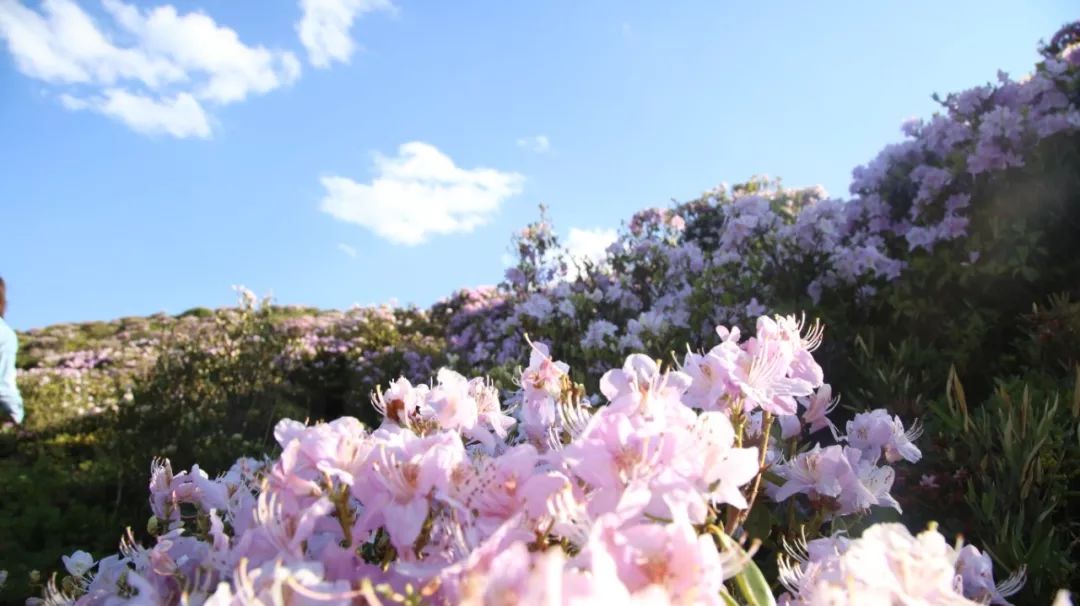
[5,20,1080,606]
[429,22,1080,602]
[35,316,1034,605]
[439,22,1080,385]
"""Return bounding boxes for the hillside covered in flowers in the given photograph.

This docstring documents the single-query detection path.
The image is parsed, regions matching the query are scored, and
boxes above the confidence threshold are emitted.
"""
[2,21,1079,606]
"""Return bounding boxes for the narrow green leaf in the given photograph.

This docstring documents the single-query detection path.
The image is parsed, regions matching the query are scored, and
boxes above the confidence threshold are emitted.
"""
[734,555,777,606]
[714,532,777,606]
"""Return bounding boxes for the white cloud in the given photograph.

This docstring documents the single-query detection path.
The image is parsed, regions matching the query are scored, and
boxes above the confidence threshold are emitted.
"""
[0,0,300,138]
[97,89,210,138]
[565,227,617,263]
[516,134,550,153]
[296,0,393,68]
[337,242,358,258]
[319,142,525,246]
[58,93,88,110]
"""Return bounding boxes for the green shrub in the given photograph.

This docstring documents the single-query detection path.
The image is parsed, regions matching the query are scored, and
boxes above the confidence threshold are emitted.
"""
[176,306,215,319]
[1,299,309,602]
[0,417,121,602]
[109,299,304,484]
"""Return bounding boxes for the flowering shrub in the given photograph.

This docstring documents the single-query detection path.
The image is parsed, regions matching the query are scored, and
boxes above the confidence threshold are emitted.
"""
[15,297,447,432]
[32,313,1037,605]
[3,296,450,602]
[16,320,161,429]
[443,30,1080,386]
[3,19,1078,606]
[274,305,444,426]
[429,23,1080,602]
[107,292,307,484]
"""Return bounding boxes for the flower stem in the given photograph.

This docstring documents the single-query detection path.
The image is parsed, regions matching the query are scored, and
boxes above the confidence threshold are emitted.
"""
[735,412,773,532]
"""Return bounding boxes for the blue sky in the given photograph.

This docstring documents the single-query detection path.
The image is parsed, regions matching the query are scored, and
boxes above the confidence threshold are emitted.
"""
[0,0,1074,330]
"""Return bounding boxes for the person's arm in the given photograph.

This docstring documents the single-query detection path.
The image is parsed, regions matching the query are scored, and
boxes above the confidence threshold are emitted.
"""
[0,330,24,424]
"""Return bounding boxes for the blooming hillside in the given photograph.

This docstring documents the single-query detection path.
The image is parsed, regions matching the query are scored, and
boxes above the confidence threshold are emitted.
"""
[15,300,443,428]
[2,20,1079,606]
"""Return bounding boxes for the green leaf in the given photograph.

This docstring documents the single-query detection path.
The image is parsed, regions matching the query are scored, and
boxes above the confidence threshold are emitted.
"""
[714,531,777,606]
[743,502,773,542]
[734,556,777,606]
[720,587,741,606]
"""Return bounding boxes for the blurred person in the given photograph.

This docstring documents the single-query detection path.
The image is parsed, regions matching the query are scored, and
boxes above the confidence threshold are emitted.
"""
[0,276,24,427]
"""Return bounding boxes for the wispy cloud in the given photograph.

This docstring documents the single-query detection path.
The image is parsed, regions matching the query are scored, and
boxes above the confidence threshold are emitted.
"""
[0,0,300,138]
[566,227,617,262]
[554,227,617,280]
[296,0,394,68]
[516,134,551,153]
[319,142,525,246]
[336,242,358,258]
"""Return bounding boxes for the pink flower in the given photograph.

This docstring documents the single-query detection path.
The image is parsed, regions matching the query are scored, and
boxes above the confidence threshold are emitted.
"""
[772,444,854,503]
[611,517,732,605]
[205,559,356,606]
[270,417,368,500]
[798,383,838,434]
[688,412,759,510]
[841,448,900,515]
[756,315,825,388]
[771,445,900,517]
[429,369,480,432]
[779,524,980,605]
[689,316,822,416]
[149,460,229,525]
[454,445,540,536]
[433,516,542,603]
[682,348,739,412]
[521,342,569,400]
[360,430,465,554]
[461,541,556,605]
[518,343,570,440]
[954,545,1026,605]
[845,409,922,463]
[562,409,676,518]
[600,354,692,416]
[777,412,802,439]
[467,377,516,450]
[372,377,430,430]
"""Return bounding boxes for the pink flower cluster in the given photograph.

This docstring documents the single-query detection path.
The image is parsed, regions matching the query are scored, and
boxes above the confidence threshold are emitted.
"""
[766,407,923,520]
[36,313,994,606]
[778,523,1028,605]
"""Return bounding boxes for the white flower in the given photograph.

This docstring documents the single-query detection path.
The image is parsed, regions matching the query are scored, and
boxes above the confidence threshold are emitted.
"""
[62,550,95,577]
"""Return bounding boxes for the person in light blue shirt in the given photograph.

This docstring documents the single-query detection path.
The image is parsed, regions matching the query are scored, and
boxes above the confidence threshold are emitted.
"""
[0,276,24,425]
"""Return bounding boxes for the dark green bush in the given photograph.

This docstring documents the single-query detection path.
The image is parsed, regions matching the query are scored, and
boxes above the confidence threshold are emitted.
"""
[1,302,305,603]
[0,417,121,602]
[109,301,305,485]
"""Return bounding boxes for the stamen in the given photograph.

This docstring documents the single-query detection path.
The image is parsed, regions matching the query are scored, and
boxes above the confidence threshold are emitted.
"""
[996,566,1027,598]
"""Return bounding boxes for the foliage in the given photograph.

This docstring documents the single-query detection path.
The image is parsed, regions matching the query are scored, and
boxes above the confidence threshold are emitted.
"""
[2,20,1079,606]
[1,297,448,604]
[19,313,966,605]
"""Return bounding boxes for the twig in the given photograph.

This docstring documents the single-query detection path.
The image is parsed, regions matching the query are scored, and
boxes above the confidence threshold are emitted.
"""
[729,411,773,533]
